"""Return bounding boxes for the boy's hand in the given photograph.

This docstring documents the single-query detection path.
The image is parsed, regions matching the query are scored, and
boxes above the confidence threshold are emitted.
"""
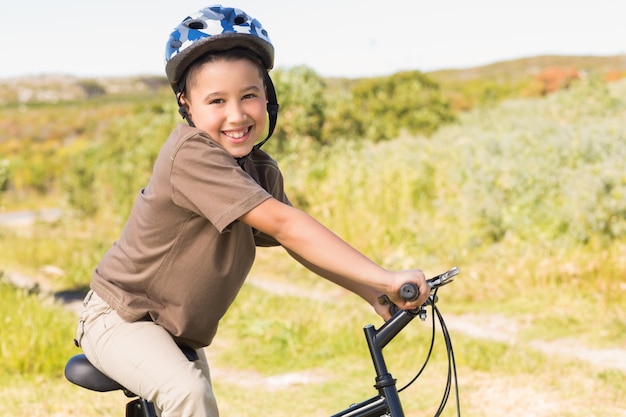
[374,297,395,321]
[390,269,429,306]
[376,269,429,320]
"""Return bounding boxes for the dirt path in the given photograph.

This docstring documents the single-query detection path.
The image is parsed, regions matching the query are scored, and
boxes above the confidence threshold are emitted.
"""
[0,208,62,227]
[4,269,626,382]
[444,313,626,371]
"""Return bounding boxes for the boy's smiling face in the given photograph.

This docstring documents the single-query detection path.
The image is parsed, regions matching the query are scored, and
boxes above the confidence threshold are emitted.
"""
[183,58,267,158]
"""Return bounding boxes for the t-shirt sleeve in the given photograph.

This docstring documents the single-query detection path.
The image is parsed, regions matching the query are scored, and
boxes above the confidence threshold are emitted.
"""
[169,134,271,233]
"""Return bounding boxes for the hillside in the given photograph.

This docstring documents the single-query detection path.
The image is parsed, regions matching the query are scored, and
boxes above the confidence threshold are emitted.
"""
[0,74,170,105]
[0,54,624,106]
[428,54,626,82]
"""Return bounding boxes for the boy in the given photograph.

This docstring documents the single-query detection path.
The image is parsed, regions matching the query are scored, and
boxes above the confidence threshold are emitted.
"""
[75,5,430,416]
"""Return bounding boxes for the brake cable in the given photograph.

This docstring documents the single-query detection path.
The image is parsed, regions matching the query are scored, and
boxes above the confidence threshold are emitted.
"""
[397,288,461,416]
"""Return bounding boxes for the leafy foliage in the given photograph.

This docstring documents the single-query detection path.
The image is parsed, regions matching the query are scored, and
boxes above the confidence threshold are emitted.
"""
[348,71,455,141]
[438,74,626,246]
[1,73,625,279]
[0,68,456,210]
[271,66,327,145]
[62,101,178,222]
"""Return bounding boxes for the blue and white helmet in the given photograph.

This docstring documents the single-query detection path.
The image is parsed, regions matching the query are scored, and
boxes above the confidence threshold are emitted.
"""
[165,5,274,90]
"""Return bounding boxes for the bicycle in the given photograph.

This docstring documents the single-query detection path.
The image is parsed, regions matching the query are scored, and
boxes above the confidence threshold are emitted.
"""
[65,267,461,417]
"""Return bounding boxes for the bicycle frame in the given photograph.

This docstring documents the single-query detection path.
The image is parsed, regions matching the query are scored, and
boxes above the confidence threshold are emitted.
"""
[331,308,418,417]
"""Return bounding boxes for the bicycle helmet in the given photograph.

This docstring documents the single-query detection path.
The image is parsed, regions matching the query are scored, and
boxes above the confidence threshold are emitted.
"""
[165,5,279,158]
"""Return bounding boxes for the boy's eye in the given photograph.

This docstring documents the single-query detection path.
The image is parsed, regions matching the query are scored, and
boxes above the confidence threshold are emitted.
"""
[242,93,257,100]
[209,98,224,104]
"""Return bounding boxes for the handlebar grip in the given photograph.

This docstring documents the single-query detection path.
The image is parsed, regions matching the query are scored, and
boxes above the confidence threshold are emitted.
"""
[399,283,419,301]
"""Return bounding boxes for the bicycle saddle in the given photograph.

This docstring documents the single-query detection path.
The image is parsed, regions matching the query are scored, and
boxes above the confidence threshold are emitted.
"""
[65,354,128,393]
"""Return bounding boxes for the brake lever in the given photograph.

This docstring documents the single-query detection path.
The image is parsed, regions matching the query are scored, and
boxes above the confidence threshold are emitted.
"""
[426,266,459,290]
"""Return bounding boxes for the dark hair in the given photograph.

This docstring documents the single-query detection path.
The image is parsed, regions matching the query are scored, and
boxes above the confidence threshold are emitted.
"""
[181,47,267,97]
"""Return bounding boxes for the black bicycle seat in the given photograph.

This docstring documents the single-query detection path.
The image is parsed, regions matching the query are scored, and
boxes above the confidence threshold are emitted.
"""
[65,354,128,393]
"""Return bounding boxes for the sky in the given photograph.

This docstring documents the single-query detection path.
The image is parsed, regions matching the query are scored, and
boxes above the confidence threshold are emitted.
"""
[2,0,625,80]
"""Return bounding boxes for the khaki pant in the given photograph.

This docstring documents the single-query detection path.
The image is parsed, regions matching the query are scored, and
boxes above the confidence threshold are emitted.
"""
[75,290,219,417]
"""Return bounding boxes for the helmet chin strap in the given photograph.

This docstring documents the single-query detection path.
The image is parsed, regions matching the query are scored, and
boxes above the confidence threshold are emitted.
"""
[176,84,196,128]
[176,72,279,169]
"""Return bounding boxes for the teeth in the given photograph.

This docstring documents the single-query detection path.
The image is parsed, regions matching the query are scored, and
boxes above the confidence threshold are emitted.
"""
[225,128,248,139]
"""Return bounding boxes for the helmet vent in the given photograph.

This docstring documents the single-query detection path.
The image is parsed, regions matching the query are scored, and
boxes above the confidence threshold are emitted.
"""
[185,19,207,30]
[234,15,246,25]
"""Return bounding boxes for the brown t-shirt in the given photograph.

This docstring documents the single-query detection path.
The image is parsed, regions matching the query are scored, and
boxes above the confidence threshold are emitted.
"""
[90,124,290,349]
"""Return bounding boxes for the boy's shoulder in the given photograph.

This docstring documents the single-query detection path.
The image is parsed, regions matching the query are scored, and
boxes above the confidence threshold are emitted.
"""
[247,148,281,172]
[250,147,278,163]
[170,124,212,145]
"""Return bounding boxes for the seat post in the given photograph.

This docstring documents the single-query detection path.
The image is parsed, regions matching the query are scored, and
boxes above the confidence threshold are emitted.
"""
[126,398,157,417]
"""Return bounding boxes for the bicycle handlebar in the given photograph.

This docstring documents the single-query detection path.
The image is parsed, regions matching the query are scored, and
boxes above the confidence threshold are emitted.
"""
[399,266,460,301]
[379,267,460,316]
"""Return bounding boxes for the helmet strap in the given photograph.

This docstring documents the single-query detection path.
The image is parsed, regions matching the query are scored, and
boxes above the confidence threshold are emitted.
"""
[175,80,196,128]
[235,71,279,167]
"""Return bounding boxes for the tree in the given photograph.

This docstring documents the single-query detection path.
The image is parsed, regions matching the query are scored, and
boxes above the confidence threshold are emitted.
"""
[349,71,454,141]
[271,66,327,147]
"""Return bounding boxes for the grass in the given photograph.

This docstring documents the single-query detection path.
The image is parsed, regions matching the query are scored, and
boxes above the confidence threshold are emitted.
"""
[0,209,124,290]
[0,375,122,417]
[216,255,626,417]
[0,282,78,379]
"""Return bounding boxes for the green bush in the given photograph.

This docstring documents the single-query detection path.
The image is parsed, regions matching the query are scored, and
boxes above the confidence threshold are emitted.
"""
[432,75,626,247]
[63,102,178,222]
[271,66,327,146]
[348,71,455,141]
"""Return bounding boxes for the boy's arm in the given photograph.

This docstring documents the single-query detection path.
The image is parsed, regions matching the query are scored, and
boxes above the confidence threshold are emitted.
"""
[239,197,430,311]
[285,248,395,320]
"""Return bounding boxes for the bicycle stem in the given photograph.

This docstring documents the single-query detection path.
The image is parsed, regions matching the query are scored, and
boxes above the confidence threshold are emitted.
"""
[363,310,417,417]
[370,308,417,350]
